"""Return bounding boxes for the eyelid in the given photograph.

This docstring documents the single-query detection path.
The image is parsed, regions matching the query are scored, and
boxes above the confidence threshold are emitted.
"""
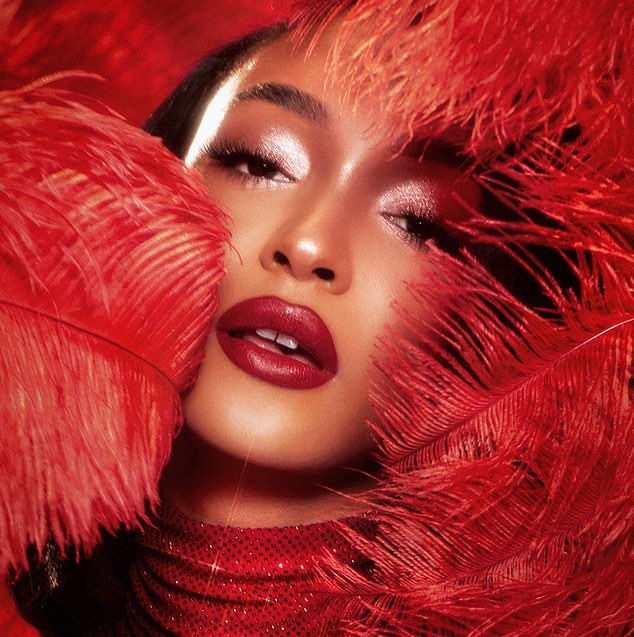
[259,130,311,180]
[377,182,449,250]
[209,129,310,180]
[377,182,438,217]
[203,139,294,184]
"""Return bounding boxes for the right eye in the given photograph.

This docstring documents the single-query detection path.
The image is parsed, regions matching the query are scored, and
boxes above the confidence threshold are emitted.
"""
[229,153,290,182]
[204,142,294,184]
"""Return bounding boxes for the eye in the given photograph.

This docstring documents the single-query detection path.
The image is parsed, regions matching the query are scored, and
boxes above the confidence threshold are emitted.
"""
[203,142,295,184]
[383,211,441,248]
[226,153,290,182]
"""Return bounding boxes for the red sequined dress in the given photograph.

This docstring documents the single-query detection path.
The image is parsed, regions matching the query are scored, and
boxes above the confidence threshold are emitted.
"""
[114,505,372,636]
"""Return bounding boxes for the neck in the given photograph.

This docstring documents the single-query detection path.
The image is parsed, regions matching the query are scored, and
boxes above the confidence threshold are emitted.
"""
[160,427,376,527]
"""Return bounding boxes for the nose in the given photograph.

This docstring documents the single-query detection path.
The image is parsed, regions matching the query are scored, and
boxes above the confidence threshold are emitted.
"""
[259,195,352,294]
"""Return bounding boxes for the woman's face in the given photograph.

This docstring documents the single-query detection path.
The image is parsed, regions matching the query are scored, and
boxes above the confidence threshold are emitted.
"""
[182,29,480,472]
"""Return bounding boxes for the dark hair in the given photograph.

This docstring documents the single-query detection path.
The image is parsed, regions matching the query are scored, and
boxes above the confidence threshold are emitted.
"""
[144,23,287,158]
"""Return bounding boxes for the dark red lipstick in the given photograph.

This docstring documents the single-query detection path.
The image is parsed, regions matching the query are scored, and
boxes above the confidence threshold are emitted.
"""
[215,296,338,389]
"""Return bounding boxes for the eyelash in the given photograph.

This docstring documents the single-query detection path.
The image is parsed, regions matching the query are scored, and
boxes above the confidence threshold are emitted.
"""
[203,141,294,185]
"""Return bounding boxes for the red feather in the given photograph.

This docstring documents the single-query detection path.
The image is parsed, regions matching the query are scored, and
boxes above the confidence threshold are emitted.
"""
[0,80,228,573]
[0,1,631,635]
[0,0,294,124]
[291,1,634,634]
[0,582,38,636]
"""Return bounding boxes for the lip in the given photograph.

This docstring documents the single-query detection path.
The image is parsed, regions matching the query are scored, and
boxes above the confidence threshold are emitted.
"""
[215,296,338,389]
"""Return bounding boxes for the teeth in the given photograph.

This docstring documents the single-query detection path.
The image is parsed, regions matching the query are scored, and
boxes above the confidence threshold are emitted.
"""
[276,333,299,350]
[254,328,299,351]
[256,328,278,341]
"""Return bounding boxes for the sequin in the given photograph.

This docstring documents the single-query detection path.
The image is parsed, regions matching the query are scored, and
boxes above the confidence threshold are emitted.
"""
[114,504,370,636]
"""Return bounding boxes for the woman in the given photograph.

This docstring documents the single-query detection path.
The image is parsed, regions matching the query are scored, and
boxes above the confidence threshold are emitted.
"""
[3,1,633,635]
[46,16,479,634]
[152,18,485,525]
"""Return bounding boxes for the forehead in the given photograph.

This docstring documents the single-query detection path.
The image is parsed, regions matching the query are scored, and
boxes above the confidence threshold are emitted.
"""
[232,29,379,130]
[242,29,335,92]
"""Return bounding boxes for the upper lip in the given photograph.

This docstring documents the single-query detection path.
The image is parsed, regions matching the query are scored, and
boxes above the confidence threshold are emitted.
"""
[216,296,338,374]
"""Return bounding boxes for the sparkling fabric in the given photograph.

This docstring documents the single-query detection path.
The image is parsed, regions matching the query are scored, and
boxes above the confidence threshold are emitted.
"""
[116,504,371,636]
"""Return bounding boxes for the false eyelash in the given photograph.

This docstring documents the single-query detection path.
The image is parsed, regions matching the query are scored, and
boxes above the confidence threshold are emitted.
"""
[201,139,292,183]
[203,139,254,162]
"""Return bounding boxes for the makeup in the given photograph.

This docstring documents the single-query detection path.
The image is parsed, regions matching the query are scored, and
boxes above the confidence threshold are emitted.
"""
[202,128,311,186]
[184,58,256,167]
[216,296,338,389]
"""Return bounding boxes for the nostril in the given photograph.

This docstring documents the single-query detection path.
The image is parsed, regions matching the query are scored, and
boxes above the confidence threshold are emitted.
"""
[314,267,335,281]
[273,250,289,266]
[272,250,335,281]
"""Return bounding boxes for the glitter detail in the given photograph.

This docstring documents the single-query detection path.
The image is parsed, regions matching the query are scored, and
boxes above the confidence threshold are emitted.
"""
[115,504,371,635]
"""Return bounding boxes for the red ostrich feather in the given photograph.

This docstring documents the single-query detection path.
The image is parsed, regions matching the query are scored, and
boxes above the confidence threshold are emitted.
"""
[292,1,634,634]
[0,80,228,573]
[0,0,294,124]
[0,1,294,631]
[0,0,631,635]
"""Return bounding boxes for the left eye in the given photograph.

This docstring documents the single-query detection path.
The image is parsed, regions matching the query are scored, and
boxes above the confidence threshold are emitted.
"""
[383,212,440,247]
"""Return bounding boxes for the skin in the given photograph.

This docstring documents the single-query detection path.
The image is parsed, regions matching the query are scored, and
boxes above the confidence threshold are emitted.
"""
[161,25,481,527]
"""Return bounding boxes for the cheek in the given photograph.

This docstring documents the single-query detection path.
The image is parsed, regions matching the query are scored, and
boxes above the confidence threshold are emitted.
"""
[357,256,437,428]
[336,238,430,417]
[355,238,429,341]
[221,190,289,260]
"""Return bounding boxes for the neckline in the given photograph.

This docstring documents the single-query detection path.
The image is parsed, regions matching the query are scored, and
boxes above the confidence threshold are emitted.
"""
[138,502,370,578]
[122,503,374,635]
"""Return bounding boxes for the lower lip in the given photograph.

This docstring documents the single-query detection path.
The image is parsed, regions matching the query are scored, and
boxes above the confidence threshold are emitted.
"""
[216,332,334,389]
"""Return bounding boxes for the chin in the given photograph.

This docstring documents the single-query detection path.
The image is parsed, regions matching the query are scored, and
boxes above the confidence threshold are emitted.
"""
[184,406,376,474]
[183,361,376,474]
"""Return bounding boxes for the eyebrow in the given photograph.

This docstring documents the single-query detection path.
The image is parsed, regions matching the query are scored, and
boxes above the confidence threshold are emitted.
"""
[235,83,329,126]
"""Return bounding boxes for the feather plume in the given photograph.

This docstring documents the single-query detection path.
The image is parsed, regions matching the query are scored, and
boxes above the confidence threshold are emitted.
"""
[0,80,228,573]
[292,1,634,634]
[293,0,633,161]
[318,244,632,634]
[0,0,294,124]
[324,220,633,635]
